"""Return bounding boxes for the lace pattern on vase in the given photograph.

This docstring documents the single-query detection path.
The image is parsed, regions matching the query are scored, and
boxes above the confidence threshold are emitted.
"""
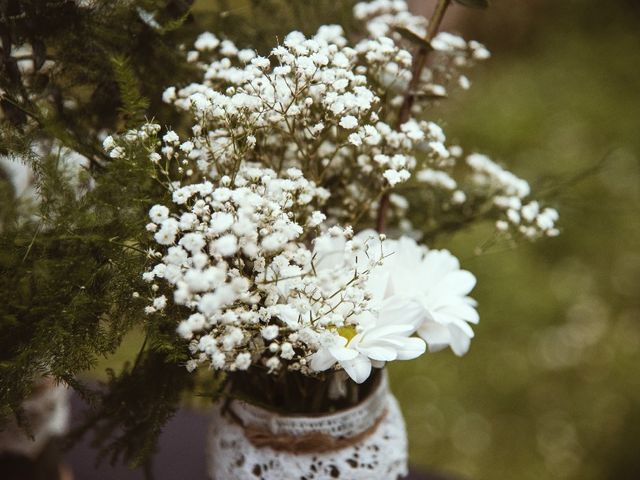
[207,374,408,480]
[0,379,70,458]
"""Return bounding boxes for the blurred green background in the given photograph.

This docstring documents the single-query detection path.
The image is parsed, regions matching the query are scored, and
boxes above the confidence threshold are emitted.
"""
[392,1,640,479]
[91,1,640,479]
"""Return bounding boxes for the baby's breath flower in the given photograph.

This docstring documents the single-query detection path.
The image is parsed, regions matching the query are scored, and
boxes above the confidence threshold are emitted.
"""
[149,205,169,223]
[162,130,180,144]
[117,1,558,383]
[339,115,359,129]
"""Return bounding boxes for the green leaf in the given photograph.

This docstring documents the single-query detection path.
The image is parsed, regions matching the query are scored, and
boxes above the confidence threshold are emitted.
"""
[158,10,191,35]
[392,26,433,50]
[109,55,150,127]
[453,0,489,9]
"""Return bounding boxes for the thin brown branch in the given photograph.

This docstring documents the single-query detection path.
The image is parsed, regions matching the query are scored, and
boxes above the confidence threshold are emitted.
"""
[376,0,452,233]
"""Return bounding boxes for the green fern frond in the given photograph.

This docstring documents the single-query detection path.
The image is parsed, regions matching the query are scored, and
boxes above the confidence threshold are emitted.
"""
[110,55,151,127]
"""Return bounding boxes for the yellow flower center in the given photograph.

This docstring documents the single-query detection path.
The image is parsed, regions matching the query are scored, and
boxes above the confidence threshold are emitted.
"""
[337,325,357,343]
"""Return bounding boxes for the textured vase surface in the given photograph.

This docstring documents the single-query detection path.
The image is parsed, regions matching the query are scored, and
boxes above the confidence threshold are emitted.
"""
[207,373,408,480]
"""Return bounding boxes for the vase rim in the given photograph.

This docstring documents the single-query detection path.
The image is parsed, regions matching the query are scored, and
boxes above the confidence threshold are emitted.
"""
[227,371,389,439]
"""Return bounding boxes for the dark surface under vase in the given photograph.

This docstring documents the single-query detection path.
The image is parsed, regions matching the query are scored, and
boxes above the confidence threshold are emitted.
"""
[2,392,459,480]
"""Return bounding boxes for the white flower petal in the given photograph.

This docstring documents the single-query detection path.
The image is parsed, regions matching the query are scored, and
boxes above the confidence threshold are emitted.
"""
[328,345,359,362]
[309,349,337,372]
[379,296,429,329]
[418,320,452,352]
[362,323,415,340]
[448,324,472,356]
[357,345,398,362]
[340,355,372,384]
[366,269,391,305]
[393,337,427,360]
[430,312,475,338]
[370,359,386,369]
[438,302,480,324]
[430,270,476,297]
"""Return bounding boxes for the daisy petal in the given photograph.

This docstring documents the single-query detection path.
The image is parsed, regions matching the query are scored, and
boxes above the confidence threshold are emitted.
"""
[341,355,372,384]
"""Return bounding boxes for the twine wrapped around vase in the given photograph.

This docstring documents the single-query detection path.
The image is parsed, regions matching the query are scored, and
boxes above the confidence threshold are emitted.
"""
[225,374,389,454]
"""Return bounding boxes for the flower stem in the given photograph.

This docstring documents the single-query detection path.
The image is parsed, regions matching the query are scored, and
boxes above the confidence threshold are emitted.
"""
[376,0,452,233]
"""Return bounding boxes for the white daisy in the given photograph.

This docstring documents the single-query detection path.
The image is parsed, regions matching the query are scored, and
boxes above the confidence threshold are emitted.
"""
[310,305,426,384]
[356,231,478,356]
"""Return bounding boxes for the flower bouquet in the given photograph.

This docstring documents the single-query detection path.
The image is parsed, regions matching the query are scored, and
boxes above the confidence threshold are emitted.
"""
[105,1,559,478]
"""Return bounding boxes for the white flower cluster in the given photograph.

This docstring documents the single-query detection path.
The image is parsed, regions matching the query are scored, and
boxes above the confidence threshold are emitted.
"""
[354,0,490,96]
[141,163,428,380]
[162,15,462,222]
[106,0,561,385]
[140,157,479,382]
[311,231,478,382]
[466,153,560,238]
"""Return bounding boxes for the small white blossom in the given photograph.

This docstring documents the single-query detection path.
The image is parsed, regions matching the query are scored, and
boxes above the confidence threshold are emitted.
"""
[163,130,180,144]
[348,133,363,146]
[109,146,124,159]
[265,356,281,372]
[234,352,252,370]
[383,168,410,186]
[261,325,279,341]
[180,141,194,153]
[153,295,167,310]
[162,87,177,103]
[280,342,295,360]
[252,56,271,69]
[214,235,238,256]
[102,135,115,151]
[339,115,359,129]
[194,32,220,51]
[452,190,466,204]
[149,205,170,223]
